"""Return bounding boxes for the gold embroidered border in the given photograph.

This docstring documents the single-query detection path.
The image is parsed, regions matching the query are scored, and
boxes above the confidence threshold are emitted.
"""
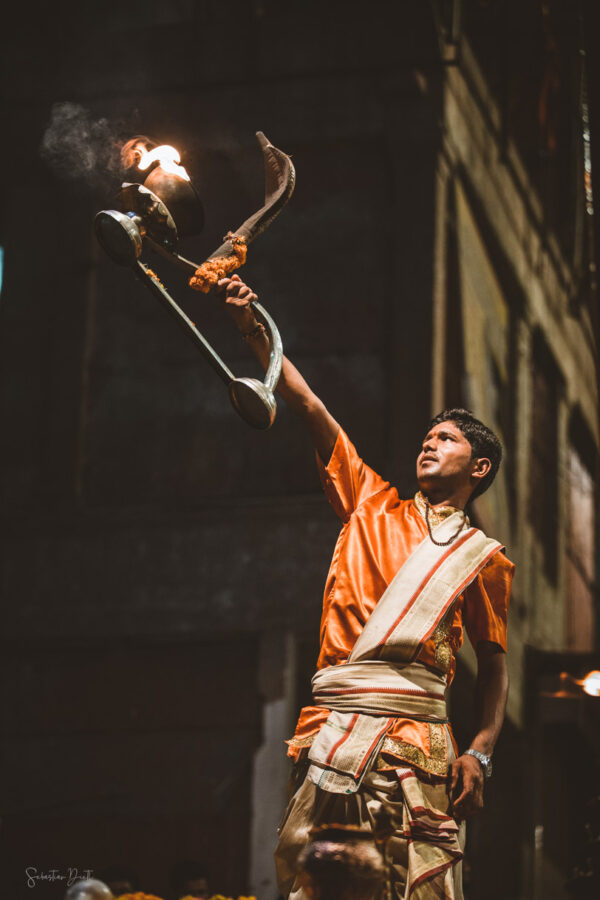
[428,721,447,759]
[431,614,453,674]
[413,491,470,528]
[434,640,452,673]
[376,723,448,777]
[287,733,317,749]
[291,725,449,776]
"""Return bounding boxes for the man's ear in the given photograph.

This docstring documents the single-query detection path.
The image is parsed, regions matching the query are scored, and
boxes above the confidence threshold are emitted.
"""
[471,456,491,485]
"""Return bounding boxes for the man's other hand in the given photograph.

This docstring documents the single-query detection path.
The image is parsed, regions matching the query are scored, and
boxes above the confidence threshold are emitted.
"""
[449,753,484,819]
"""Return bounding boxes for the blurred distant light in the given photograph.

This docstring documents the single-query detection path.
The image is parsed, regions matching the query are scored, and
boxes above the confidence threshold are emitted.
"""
[582,670,600,697]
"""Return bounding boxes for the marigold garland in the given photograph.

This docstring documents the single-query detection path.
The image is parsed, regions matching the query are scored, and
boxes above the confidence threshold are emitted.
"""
[145,268,165,289]
[206,895,256,900]
[115,891,256,900]
[188,234,247,294]
[115,894,163,900]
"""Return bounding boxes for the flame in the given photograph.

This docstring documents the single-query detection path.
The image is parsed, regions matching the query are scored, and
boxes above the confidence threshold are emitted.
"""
[137,144,190,181]
[582,670,600,697]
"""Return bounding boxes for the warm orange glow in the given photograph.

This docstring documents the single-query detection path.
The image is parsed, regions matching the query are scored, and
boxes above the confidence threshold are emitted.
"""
[137,144,190,181]
[582,670,600,697]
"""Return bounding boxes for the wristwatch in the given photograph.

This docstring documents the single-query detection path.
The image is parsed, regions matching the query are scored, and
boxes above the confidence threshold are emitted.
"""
[464,748,493,778]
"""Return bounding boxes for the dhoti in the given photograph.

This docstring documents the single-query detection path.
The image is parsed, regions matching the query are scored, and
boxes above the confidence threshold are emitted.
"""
[276,661,465,899]
[275,751,464,900]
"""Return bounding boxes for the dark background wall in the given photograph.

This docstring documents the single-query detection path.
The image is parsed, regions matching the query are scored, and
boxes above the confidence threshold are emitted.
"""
[0,3,443,898]
[3,3,599,900]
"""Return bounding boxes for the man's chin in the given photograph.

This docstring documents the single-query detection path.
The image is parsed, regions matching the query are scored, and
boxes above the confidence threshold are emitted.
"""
[417,471,440,491]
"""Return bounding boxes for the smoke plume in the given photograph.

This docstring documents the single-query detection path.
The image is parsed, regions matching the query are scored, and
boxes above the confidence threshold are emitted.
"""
[40,102,132,187]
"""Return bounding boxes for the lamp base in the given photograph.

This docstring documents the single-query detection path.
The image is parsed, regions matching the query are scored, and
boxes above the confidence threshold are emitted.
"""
[229,378,276,430]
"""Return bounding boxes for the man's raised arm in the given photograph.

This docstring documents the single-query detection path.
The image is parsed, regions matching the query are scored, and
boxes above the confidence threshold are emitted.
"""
[219,275,340,463]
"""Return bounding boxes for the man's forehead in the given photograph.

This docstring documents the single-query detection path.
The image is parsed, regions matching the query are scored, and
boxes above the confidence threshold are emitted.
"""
[424,421,465,438]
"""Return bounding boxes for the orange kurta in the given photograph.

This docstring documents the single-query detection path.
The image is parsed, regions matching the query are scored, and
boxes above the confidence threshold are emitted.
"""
[288,428,514,776]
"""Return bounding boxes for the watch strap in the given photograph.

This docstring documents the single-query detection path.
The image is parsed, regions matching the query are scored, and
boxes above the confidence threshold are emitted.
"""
[464,748,493,778]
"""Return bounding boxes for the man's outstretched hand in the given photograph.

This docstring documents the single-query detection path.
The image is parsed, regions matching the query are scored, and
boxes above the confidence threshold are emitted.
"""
[450,753,484,819]
[218,274,258,333]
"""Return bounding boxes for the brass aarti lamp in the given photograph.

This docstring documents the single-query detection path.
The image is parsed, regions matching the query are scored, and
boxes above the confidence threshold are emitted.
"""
[94,132,295,429]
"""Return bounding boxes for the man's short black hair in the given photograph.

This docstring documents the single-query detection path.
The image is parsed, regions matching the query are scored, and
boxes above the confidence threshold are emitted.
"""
[429,408,502,501]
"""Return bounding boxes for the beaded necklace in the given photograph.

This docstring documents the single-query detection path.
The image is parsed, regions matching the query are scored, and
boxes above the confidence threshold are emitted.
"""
[424,498,467,546]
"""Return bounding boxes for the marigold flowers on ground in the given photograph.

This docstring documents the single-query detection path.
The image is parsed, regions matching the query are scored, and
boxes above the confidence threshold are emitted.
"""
[115,894,163,900]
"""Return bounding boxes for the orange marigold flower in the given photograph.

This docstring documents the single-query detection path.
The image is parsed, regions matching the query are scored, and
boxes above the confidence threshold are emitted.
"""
[115,893,164,900]
[145,268,165,289]
[188,235,247,294]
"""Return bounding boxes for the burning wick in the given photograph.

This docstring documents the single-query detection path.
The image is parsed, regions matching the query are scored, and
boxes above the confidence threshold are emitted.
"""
[137,144,190,181]
[582,670,600,697]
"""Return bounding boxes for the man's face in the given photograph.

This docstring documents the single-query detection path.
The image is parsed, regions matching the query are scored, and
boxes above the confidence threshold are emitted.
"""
[416,421,479,496]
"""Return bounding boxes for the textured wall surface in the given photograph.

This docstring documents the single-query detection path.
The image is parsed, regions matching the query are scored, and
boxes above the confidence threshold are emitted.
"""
[0,3,442,898]
[3,3,597,899]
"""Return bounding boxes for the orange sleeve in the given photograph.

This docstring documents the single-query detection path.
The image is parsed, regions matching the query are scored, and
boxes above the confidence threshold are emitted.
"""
[316,428,389,522]
[463,550,515,652]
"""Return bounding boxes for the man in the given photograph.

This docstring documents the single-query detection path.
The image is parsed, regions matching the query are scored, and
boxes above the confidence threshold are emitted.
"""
[220,275,514,900]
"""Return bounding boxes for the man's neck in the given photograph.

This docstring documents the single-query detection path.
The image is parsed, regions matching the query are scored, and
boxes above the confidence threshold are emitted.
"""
[420,488,469,510]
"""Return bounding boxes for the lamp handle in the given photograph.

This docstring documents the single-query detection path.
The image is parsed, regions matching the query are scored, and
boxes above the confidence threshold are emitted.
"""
[251,301,283,394]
